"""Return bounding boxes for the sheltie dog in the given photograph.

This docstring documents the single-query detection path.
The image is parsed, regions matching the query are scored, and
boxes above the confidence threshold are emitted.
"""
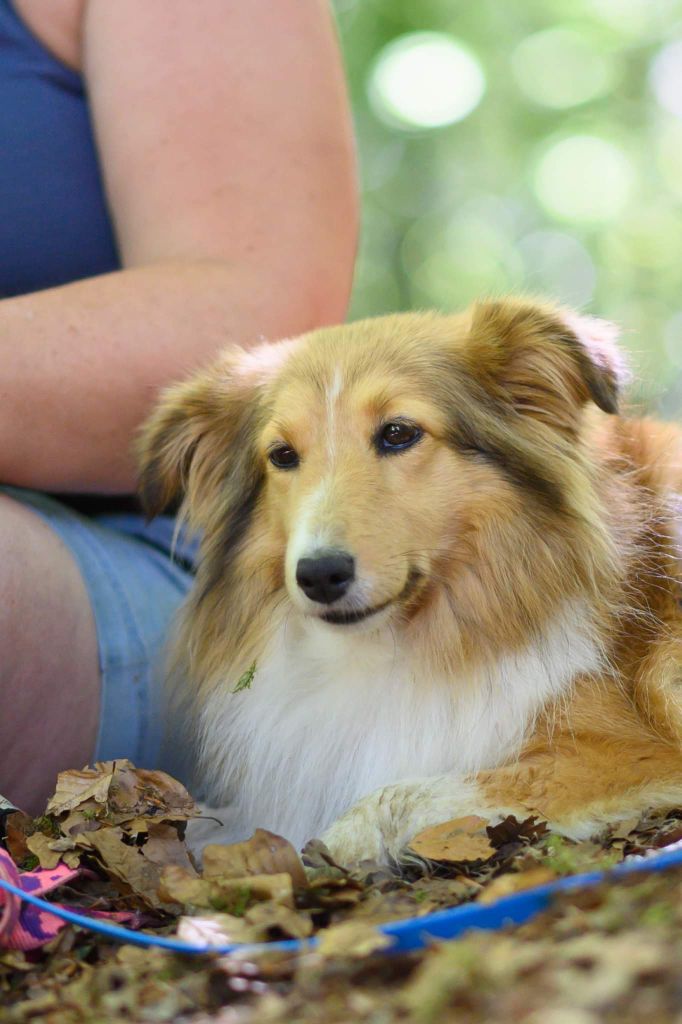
[137,298,682,864]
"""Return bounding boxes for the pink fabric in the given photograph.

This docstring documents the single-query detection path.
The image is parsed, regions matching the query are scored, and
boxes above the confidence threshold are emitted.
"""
[0,847,139,950]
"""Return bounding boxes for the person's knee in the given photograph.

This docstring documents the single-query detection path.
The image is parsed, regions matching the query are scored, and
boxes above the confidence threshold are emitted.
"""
[0,494,100,811]
[0,497,85,674]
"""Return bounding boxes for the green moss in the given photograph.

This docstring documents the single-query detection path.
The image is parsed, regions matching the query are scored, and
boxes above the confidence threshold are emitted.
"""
[32,815,61,838]
[208,886,252,917]
[539,834,619,875]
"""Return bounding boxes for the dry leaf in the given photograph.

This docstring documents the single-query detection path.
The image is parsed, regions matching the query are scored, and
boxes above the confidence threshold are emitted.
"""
[25,832,64,870]
[60,850,83,870]
[4,811,33,863]
[203,829,306,887]
[60,810,102,838]
[74,827,169,909]
[0,949,32,972]
[302,839,349,875]
[234,872,294,907]
[409,816,495,863]
[46,762,116,816]
[486,815,550,848]
[142,823,198,873]
[158,866,212,907]
[46,760,197,826]
[243,901,313,940]
[159,865,294,913]
[105,764,197,825]
[316,920,393,958]
[177,913,257,946]
[477,867,557,904]
[207,872,294,911]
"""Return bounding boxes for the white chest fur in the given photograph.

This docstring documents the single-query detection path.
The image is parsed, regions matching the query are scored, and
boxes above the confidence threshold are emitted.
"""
[198,601,600,849]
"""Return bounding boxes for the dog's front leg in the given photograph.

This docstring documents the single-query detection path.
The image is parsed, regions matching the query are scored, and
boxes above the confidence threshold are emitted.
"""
[320,776,515,866]
[322,726,682,867]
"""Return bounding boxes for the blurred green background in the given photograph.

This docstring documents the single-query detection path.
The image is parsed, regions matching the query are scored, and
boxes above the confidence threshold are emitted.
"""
[333,0,682,414]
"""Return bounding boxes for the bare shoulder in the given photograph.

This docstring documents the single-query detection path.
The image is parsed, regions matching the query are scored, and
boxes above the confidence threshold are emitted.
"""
[12,0,85,71]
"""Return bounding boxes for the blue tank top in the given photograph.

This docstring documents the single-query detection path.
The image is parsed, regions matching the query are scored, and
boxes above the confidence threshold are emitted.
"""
[0,0,120,297]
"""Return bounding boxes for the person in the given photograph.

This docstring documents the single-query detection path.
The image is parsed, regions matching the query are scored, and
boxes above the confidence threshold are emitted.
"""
[0,0,358,814]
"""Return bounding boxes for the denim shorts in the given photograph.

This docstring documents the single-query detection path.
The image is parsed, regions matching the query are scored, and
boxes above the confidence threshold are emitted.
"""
[2,486,198,784]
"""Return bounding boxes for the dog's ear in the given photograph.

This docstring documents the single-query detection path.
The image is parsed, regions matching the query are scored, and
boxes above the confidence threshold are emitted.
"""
[136,339,299,528]
[464,299,628,432]
[136,354,262,528]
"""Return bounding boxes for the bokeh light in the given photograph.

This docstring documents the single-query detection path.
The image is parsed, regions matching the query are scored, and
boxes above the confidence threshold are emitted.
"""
[664,313,682,368]
[650,40,682,119]
[368,33,485,131]
[401,212,524,308]
[517,231,596,308]
[605,204,682,271]
[333,0,682,413]
[656,120,682,201]
[512,28,615,109]
[534,136,635,224]
[590,0,681,37]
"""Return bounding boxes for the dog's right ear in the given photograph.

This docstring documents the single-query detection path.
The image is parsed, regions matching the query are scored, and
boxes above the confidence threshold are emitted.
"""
[136,335,304,529]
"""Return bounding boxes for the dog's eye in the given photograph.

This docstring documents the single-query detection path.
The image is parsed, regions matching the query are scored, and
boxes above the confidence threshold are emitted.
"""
[376,421,423,454]
[268,445,299,470]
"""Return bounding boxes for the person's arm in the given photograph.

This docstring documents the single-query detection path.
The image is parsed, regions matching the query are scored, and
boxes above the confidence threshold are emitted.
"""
[0,0,357,493]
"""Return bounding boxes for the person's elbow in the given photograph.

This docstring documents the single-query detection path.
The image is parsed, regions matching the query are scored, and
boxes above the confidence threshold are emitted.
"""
[267,191,359,338]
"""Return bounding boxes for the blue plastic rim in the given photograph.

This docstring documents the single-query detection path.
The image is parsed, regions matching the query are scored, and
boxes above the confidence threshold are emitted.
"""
[1,844,682,958]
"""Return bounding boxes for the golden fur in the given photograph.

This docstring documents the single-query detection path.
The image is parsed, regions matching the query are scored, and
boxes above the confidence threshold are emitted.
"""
[137,297,682,862]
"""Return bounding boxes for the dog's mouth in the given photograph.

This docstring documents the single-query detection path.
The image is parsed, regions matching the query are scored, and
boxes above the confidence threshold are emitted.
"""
[319,567,423,626]
[320,600,392,626]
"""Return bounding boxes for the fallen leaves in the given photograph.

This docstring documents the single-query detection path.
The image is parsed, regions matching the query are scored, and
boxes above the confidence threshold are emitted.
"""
[46,760,196,824]
[316,920,392,958]
[8,760,199,908]
[6,765,682,1022]
[160,866,296,914]
[477,866,557,904]
[408,815,495,864]
[176,899,314,947]
[202,828,307,888]
[45,765,115,816]
[24,832,66,872]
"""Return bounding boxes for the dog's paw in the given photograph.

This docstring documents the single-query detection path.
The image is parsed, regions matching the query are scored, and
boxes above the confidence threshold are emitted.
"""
[320,776,487,867]
[321,801,386,866]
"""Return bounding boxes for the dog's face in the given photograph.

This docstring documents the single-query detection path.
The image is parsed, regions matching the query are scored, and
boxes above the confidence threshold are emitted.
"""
[138,299,624,656]
[261,331,472,629]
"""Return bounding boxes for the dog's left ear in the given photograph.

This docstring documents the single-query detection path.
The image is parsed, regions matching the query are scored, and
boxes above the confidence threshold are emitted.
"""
[465,299,628,431]
[137,338,298,529]
[135,353,265,529]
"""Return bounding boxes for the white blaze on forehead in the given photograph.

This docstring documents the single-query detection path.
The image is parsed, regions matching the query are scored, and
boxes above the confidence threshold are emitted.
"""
[285,480,335,584]
[283,366,349,599]
[326,366,344,461]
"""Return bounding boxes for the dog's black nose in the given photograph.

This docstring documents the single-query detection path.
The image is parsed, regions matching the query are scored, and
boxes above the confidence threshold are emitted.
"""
[296,551,355,605]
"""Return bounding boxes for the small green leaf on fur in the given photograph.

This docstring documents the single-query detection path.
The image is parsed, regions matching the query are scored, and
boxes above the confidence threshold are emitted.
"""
[232,662,257,694]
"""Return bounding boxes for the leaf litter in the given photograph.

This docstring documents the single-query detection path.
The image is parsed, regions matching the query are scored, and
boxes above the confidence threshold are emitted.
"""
[3,761,682,1022]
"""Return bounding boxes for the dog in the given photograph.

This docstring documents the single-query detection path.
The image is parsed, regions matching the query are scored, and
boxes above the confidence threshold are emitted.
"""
[137,297,682,865]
